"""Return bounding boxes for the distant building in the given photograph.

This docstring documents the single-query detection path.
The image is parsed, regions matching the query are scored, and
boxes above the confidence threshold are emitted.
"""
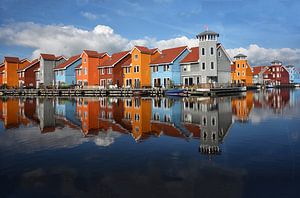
[150,46,189,88]
[180,30,231,86]
[285,65,300,84]
[54,54,81,87]
[231,54,253,85]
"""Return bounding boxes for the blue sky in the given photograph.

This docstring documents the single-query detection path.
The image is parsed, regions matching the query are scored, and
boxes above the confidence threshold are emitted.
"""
[0,0,299,66]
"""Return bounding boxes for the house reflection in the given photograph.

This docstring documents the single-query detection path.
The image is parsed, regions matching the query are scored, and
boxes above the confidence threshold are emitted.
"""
[182,97,233,154]
[232,92,254,122]
[37,98,56,133]
[2,98,20,128]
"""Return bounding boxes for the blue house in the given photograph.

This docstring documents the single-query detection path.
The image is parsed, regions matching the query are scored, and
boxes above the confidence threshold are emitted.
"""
[54,54,81,87]
[285,65,300,84]
[150,46,189,88]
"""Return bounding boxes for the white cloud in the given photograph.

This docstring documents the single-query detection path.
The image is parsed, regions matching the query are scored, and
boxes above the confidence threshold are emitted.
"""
[0,22,299,67]
[81,11,98,20]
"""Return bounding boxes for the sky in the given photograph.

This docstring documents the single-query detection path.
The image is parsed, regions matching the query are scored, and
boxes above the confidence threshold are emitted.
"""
[0,0,299,66]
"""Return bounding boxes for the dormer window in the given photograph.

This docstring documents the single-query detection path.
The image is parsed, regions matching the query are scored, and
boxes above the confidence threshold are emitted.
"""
[134,54,138,60]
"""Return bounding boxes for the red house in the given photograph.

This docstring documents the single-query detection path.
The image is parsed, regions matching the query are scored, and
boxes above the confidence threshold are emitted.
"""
[17,59,40,88]
[98,50,130,88]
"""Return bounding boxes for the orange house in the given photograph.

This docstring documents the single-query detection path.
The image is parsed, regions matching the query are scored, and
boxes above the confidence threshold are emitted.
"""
[2,98,20,129]
[75,50,109,87]
[123,98,152,141]
[231,54,253,85]
[0,62,4,86]
[76,98,100,135]
[232,92,253,122]
[123,46,160,88]
[2,57,30,88]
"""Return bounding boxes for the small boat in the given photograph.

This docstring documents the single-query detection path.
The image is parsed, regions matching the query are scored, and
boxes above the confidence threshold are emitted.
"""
[165,88,187,96]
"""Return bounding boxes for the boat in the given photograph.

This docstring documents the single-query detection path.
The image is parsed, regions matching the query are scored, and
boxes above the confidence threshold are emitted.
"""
[165,88,187,96]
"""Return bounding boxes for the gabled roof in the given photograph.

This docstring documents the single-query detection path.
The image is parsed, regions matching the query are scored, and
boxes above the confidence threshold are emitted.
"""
[55,55,67,61]
[99,50,130,67]
[132,46,159,55]
[180,47,199,64]
[4,56,20,63]
[75,64,82,70]
[122,57,132,67]
[253,66,268,75]
[150,46,188,65]
[54,54,81,70]
[82,50,108,58]
[40,53,56,60]
[18,59,40,72]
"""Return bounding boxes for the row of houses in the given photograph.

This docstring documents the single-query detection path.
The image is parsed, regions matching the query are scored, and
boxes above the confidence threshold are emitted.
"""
[1,30,299,89]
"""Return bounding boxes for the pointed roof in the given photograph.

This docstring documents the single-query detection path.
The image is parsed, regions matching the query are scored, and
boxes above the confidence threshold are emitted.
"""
[54,54,81,70]
[18,59,40,72]
[4,56,20,63]
[180,47,199,64]
[99,50,130,67]
[122,57,132,67]
[253,66,267,75]
[133,46,158,55]
[83,50,108,58]
[40,53,56,60]
[234,53,247,58]
[150,46,188,65]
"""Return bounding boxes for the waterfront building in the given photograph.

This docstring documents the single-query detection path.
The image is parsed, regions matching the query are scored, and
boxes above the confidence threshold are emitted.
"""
[231,54,253,85]
[1,57,30,88]
[17,59,40,88]
[0,63,4,86]
[36,98,56,133]
[35,54,67,88]
[75,50,109,88]
[54,54,81,87]
[150,46,189,88]
[232,92,253,122]
[252,66,269,84]
[98,51,130,88]
[285,65,300,84]
[2,98,20,128]
[122,46,160,88]
[180,30,231,87]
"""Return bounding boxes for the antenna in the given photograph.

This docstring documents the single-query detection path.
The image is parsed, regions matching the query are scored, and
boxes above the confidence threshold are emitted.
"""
[204,24,209,31]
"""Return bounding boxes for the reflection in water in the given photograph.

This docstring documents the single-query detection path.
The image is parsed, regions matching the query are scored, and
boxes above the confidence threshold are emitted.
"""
[0,89,300,197]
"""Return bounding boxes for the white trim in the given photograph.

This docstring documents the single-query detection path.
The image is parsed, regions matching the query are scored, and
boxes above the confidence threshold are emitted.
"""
[53,56,81,71]
[217,43,232,62]
[150,46,188,66]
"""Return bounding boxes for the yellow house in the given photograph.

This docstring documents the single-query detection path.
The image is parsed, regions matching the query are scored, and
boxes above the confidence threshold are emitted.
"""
[123,98,152,141]
[231,54,253,85]
[123,46,160,88]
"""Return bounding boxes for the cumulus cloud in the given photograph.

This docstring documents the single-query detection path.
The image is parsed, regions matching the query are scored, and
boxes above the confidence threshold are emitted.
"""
[0,22,299,67]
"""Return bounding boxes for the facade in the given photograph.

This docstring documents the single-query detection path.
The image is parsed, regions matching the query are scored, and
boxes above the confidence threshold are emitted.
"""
[0,63,4,86]
[36,98,56,133]
[231,54,253,85]
[36,54,67,88]
[17,59,40,88]
[2,57,30,88]
[122,46,160,88]
[150,46,189,88]
[180,30,231,87]
[252,66,269,84]
[285,65,300,84]
[232,92,253,122]
[98,50,130,88]
[75,50,109,87]
[54,54,81,87]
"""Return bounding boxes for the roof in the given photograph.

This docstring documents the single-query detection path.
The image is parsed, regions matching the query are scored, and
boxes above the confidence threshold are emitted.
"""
[18,59,40,71]
[99,51,130,67]
[55,55,66,61]
[75,64,82,70]
[54,54,81,70]
[133,46,158,54]
[150,46,188,65]
[196,30,219,38]
[234,53,247,58]
[252,66,266,75]
[40,53,56,60]
[122,57,132,67]
[180,47,199,64]
[4,56,20,63]
[83,50,108,58]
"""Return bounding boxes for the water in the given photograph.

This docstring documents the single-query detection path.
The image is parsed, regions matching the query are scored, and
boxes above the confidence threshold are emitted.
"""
[0,88,300,198]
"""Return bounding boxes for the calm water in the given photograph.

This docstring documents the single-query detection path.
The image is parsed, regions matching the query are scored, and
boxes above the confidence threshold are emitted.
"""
[0,89,300,198]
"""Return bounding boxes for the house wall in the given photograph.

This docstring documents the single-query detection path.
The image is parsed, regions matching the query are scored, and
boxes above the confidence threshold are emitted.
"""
[181,63,201,86]
[24,62,39,88]
[217,47,231,84]
[231,60,253,85]
[4,62,19,87]
[55,58,81,86]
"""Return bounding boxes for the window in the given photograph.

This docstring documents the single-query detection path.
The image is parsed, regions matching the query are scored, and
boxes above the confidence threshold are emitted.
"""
[218,51,221,57]
[202,48,205,55]
[100,68,104,75]
[164,65,170,71]
[153,66,158,72]
[153,113,160,121]
[134,113,140,121]
[202,116,207,126]
[211,62,214,70]
[210,47,214,55]
[84,58,86,63]
[237,72,240,76]
[242,71,245,76]
[77,70,81,76]
[84,68,87,75]
[124,67,130,74]
[202,62,206,70]
[237,64,240,68]
[242,64,245,68]
[107,68,112,74]
[134,54,138,60]
[134,65,140,73]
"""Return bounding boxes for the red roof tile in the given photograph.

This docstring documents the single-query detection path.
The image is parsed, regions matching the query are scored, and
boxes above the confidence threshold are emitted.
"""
[4,56,20,63]
[99,51,130,67]
[75,64,82,70]
[150,46,187,65]
[134,46,158,54]
[54,54,81,70]
[83,50,107,58]
[253,66,266,75]
[180,47,199,64]
[40,53,56,60]
[55,55,66,61]
[18,59,37,71]
[122,57,132,67]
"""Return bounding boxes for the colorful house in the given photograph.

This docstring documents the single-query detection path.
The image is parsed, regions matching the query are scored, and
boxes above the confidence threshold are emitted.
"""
[285,65,300,84]
[232,92,253,122]
[0,63,4,86]
[35,54,67,88]
[122,46,160,88]
[150,46,189,88]
[180,30,232,86]
[54,54,81,87]
[1,57,30,88]
[75,50,109,87]
[17,59,40,88]
[231,54,253,85]
[98,50,130,88]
